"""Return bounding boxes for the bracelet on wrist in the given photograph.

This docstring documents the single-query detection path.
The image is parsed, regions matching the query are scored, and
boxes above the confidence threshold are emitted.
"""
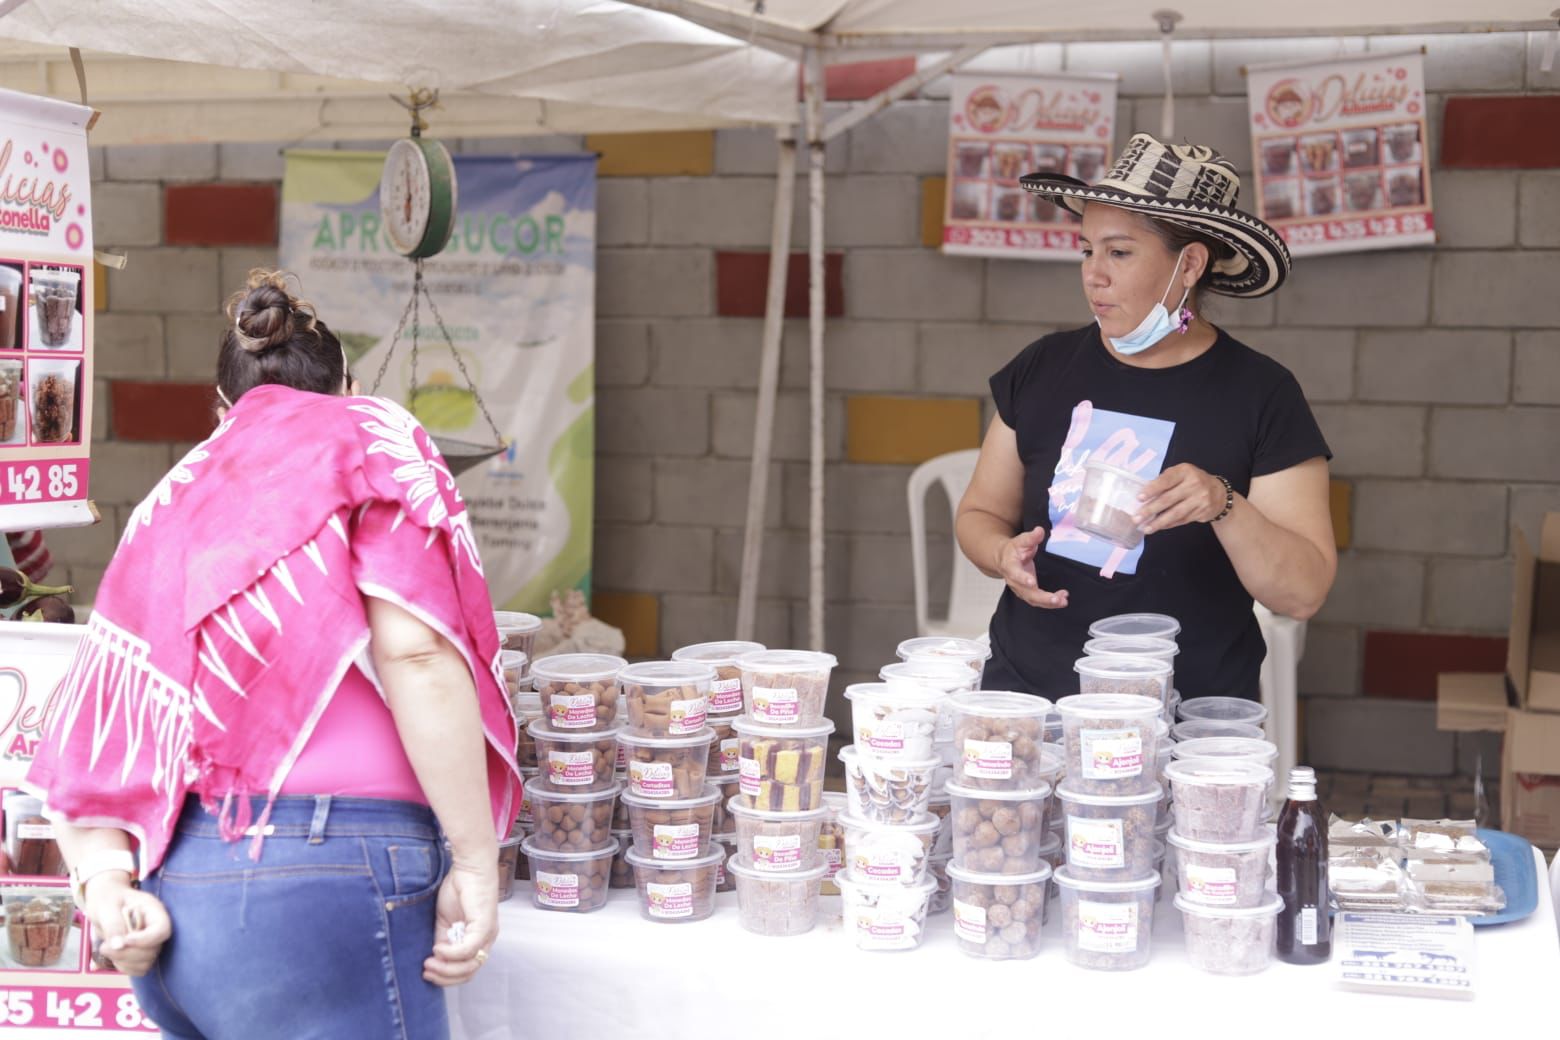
[1210,474,1235,523]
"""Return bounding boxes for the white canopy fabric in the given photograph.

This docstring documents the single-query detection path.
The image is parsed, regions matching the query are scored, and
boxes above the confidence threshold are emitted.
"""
[0,0,799,143]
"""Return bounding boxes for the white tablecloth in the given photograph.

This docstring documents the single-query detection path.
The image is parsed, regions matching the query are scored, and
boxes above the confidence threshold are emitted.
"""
[449,849,1559,1040]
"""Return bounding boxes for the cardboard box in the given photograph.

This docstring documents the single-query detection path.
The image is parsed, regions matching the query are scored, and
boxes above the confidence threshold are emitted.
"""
[1506,514,1560,713]
[1435,672,1560,848]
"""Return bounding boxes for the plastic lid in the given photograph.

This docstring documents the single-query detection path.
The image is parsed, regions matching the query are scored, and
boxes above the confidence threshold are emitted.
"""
[1175,695,1268,725]
[1053,866,1160,893]
[835,869,937,897]
[1073,656,1172,680]
[513,693,543,714]
[895,636,992,663]
[726,855,829,883]
[621,783,720,811]
[838,744,941,773]
[615,726,715,750]
[726,795,828,823]
[1171,719,1265,742]
[618,660,717,687]
[33,266,79,284]
[1087,613,1182,640]
[1054,693,1161,720]
[1055,781,1163,807]
[879,660,978,691]
[1082,636,1179,660]
[1173,893,1283,919]
[730,716,835,740]
[625,845,725,871]
[499,649,530,671]
[820,791,847,812]
[945,861,1052,886]
[710,772,742,787]
[499,834,525,849]
[838,810,940,836]
[943,780,1052,802]
[528,780,623,804]
[530,653,627,683]
[1081,458,1148,484]
[735,649,837,673]
[527,718,622,743]
[1170,737,1279,764]
[493,610,543,633]
[1162,757,1274,788]
[947,690,1052,719]
[1166,828,1276,854]
[672,640,766,666]
[843,681,943,707]
[521,835,619,861]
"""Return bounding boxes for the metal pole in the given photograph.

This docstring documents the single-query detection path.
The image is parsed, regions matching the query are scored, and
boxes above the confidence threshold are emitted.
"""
[804,47,826,652]
[735,126,798,641]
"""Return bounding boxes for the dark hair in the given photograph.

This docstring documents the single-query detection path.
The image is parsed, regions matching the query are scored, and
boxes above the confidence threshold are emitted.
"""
[216,269,346,405]
[1138,216,1236,305]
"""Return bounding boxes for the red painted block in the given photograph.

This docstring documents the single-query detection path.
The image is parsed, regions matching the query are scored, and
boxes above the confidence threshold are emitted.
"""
[1361,630,1508,701]
[165,183,279,246]
[111,381,220,442]
[1441,96,1560,169]
[822,58,919,101]
[715,251,844,319]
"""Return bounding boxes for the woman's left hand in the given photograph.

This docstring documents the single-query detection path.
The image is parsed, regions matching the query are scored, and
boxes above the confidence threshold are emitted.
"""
[84,877,171,976]
[1134,464,1228,535]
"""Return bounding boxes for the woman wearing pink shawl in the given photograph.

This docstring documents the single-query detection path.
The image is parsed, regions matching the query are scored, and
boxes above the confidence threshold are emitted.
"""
[24,272,523,1040]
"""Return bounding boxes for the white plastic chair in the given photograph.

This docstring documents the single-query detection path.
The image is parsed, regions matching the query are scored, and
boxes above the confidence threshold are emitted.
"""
[907,449,1006,639]
[1549,850,1560,933]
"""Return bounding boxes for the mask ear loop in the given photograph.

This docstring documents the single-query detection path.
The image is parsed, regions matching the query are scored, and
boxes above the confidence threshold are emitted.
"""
[1159,247,1195,333]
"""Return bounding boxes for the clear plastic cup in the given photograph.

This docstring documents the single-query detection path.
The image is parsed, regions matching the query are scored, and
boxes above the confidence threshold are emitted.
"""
[623,784,720,861]
[4,890,72,967]
[838,745,939,824]
[625,846,724,923]
[818,792,847,895]
[1168,829,1275,908]
[1054,867,1160,971]
[609,830,636,889]
[727,798,826,872]
[1038,831,1064,923]
[521,836,617,913]
[0,359,21,444]
[947,862,1052,960]
[513,696,543,769]
[728,855,827,936]
[672,640,766,716]
[713,833,738,893]
[528,781,620,853]
[499,649,530,689]
[895,636,992,686]
[879,659,976,743]
[1076,461,1148,548]
[1170,736,1280,769]
[530,653,626,732]
[1163,757,1274,842]
[1082,636,1178,662]
[619,660,715,736]
[708,774,741,833]
[839,811,940,885]
[1054,693,1161,795]
[926,788,952,856]
[843,682,943,762]
[837,870,937,952]
[732,716,833,811]
[617,727,715,800]
[947,691,1054,791]
[497,836,523,902]
[1057,781,1162,881]
[31,266,79,348]
[1087,613,1181,642]
[735,649,837,725]
[928,852,953,913]
[1176,893,1284,975]
[494,611,543,659]
[528,719,620,793]
[514,771,538,832]
[1170,719,1265,742]
[1074,655,1172,702]
[705,716,741,778]
[945,780,1052,874]
[1175,695,1269,726]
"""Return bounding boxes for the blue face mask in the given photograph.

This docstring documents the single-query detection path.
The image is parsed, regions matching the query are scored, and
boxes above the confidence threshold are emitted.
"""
[1100,248,1193,356]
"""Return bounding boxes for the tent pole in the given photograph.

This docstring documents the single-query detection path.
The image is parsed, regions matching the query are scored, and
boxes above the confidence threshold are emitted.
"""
[804,46,827,653]
[735,125,798,642]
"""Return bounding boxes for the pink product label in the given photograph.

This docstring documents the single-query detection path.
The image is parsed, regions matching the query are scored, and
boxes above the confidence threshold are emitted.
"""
[823,847,843,877]
[1080,728,1143,781]
[548,693,597,729]
[862,862,904,881]
[15,823,53,840]
[1077,900,1138,954]
[0,459,91,506]
[547,750,595,787]
[862,722,904,754]
[866,921,905,939]
[752,686,799,723]
[719,738,740,772]
[753,833,802,871]
[715,860,727,887]
[536,871,581,908]
[1185,864,1239,905]
[647,881,693,919]
[710,677,743,713]
[630,760,675,797]
[961,738,1013,781]
[652,823,701,860]
[739,757,761,797]
[616,742,628,771]
[668,697,708,735]
[953,899,987,944]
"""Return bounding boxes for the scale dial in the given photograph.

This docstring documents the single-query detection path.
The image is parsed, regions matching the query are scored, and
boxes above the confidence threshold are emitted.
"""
[379,137,458,259]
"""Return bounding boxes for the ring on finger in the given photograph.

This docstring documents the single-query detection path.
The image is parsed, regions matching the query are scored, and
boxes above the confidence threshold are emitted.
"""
[474,949,488,966]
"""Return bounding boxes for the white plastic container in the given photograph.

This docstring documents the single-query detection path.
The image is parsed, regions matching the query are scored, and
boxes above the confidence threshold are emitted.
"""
[1167,829,1275,908]
[895,636,992,686]
[1082,635,1178,663]
[947,862,1052,960]
[928,852,953,914]
[735,649,837,725]
[616,728,715,800]
[527,782,621,854]
[880,659,976,744]
[947,690,1054,791]
[1057,781,1162,881]
[528,719,621,793]
[1053,867,1160,971]
[836,870,937,952]
[844,682,943,761]
[728,855,827,936]
[1176,893,1284,974]
[493,610,543,660]
[732,716,833,811]
[1175,695,1269,726]
[838,744,939,824]
[727,798,826,873]
[671,640,766,716]
[945,780,1052,874]
[619,660,715,737]
[1170,719,1266,742]
[839,811,940,885]
[1087,613,1181,642]
[624,846,724,924]
[622,785,721,861]
[1054,693,1161,796]
[1163,757,1274,842]
[520,837,617,913]
[530,653,626,732]
[1074,655,1172,702]
[1075,460,1148,548]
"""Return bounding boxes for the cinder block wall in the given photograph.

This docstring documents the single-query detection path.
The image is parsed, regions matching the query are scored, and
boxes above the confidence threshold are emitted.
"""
[69,32,1558,769]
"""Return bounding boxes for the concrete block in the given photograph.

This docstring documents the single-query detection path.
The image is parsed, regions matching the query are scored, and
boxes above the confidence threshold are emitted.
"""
[1306,697,1456,776]
[784,461,920,534]
[919,322,1042,397]
[1430,407,1560,481]
[91,182,162,247]
[107,249,221,315]
[597,178,650,247]
[1310,403,1425,477]
[845,249,983,321]
[658,593,792,653]
[793,175,924,249]
[588,131,713,177]
[780,319,918,392]
[217,142,287,181]
[1514,331,1560,405]
[846,533,915,605]
[93,314,165,380]
[596,387,709,457]
[165,314,227,380]
[65,565,107,606]
[1226,326,1353,402]
[917,44,1065,99]
[1357,329,1511,404]
[1351,480,1507,555]
[89,442,173,506]
[1313,553,1425,628]
[1063,40,1212,97]
[810,600,918,673]
[650,177,775,248]
[1277,251,1432,327]
[714,121,846,177]
[454,135,585,155]
[1433,251,1560,328]
[715,528,848,601]
[984,258,1090,325]
[1297,623,1361,696]
[1368,32,1526,92]
[1129,96,1251,171]
[104,143,218,182]
[652,318,765,390]
[1207,292,1276,329]
[711,390,844,463]
[592,523,713,593]
[91,377,109,444]
[655,456,782,528]
[598,249,713,318]
[593,456,653,525]
[1427,556,1512,633]
[846,101,952,175]
[39,514,119,569]
[218,248,278,302]
[1517,173,1560,247]
[1431,172,1518,248]
[89,146,105,182]
[1528,31,1560,88]
[596,320,650,387]
[1211,37,1368,96]
[1456,731,1503,779]
[1511,485,1560,549]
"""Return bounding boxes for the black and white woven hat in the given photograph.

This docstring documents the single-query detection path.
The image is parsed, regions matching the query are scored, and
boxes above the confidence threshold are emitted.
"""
[1020,133,1291,298]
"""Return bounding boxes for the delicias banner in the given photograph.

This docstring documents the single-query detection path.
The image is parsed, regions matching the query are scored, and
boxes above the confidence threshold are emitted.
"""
[942,72,1117,260]
[1247,51,1434,256]
[279,151,597,614]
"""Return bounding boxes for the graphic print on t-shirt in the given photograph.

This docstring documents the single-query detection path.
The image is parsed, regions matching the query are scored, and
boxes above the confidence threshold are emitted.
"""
[1046,400,1175,578]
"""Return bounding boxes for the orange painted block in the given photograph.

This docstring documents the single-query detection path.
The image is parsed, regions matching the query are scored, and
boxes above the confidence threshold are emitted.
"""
[111,381,219,442]
[921,177,946,249]
[592,591,660,658]
[585,132,714,177]
[846,396,982,465]
[92,260,107,312]
[1330,479,1351,551]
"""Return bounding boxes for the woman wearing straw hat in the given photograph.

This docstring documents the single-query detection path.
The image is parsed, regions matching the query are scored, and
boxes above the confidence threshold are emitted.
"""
[956,133,1336,700]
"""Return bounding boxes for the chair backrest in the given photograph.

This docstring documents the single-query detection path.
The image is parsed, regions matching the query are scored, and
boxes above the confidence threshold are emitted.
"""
[1550,848,1560,933]
[906,449,1007,638]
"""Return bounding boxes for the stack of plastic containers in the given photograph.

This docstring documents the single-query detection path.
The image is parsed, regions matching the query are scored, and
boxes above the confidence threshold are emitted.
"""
[671,640,761,881]
[723,649,837,937]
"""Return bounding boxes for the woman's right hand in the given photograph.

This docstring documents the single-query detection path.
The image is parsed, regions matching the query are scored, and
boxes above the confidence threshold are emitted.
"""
[997,526,1069,609]
[423,855,499,988]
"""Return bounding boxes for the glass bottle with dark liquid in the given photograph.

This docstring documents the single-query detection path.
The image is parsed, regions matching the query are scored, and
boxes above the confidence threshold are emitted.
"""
[1276,765,1331,964]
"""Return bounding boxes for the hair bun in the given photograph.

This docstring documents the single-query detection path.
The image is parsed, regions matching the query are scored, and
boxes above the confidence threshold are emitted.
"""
[226,269,318,353]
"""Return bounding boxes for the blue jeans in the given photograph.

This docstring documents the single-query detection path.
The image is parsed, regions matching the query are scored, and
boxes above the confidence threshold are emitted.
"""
[131,795,451,1040]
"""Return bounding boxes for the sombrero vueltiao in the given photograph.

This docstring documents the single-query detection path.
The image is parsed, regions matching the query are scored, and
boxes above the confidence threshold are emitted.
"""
[1020,133,1292,299]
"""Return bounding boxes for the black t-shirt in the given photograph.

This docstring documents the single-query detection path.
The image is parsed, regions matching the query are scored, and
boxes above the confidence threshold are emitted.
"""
[983,324,1331,700]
